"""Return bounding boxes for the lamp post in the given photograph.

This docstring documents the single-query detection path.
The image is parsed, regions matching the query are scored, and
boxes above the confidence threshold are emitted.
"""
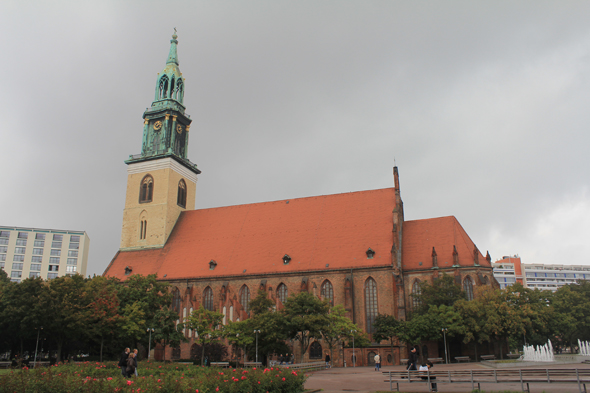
[442,328,448,364]
[351,329,357,367]
[254,329,261,364]
[33,326,43,368]
[147,328,155,360]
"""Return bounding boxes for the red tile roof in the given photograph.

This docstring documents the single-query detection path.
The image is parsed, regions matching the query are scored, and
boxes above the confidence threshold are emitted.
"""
[104,188,397,280]
[402,216,490,270]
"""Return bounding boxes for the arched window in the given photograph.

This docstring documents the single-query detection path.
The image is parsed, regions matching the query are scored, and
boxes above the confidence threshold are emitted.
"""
[277,283,288,304]
[309,341,322,359]
[176,80,184,103]
[203,286,213,311]
[412,280,422,310]
[364,277,378,334]
[139,175,154,203]
[320,280,334,305]
[240,285,251,315]
[170,76,175,99]
[367,351,376,366]
[177,179,187,208]
[463,276,474,301]
[139,219,147,239]
[158,75,169,99]
[172,288,181,313]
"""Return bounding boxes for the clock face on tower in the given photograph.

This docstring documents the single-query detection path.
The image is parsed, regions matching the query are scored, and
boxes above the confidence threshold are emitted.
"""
[176,124,183,134]
[153,121,163,131]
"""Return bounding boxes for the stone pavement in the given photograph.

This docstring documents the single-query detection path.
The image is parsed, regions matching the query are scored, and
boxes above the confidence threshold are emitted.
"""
[303,362,590,393]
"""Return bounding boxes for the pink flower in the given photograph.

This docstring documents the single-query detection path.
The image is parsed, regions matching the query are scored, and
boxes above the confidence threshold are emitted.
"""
[253,367,256,370]
[127,380,133,385]
[258,381,261,384]
[216,388,219,392]
[282,377,286,381]
[196,390,199,393]
[157,379,161,382]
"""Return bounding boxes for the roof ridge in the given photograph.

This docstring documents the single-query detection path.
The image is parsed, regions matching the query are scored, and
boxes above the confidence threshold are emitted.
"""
[187,187,395,213]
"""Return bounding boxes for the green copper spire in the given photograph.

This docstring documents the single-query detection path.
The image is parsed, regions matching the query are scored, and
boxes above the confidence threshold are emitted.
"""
[167,29,179,65]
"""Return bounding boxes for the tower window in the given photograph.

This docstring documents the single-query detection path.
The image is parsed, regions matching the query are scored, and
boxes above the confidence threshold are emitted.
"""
[158,75,169,99]
[177,179,187,208]
[140,175,154,203]
[139,220,147,240]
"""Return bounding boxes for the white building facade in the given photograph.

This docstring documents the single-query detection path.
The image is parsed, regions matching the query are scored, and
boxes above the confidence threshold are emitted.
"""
[0,226,90,283]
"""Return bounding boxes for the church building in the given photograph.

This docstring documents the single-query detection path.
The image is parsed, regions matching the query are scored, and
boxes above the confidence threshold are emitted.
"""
[103,34,497,366]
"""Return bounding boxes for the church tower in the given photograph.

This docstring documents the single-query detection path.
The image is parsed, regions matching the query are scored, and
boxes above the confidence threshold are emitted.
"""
[120,32,200,251]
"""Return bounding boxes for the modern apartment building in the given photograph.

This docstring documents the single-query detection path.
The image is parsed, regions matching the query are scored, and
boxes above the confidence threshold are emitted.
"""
[492,255,590,291]
[0,226,89,283]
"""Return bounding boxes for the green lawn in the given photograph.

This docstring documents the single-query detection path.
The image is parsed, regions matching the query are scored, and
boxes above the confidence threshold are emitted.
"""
[0,369,11,375]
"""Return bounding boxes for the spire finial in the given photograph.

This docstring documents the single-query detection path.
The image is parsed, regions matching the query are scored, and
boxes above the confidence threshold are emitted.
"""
[167,29,179,65]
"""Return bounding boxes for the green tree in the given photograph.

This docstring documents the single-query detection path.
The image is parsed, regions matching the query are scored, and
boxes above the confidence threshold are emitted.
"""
[85,277,122,362]
[186,306,224,365]
[551,282,590,349]
[321,305,364,365]
[373,313,404,364]
[153,307,187,362]
[41,275,90,361]
[411,274,465,315]
[281,291,330,363]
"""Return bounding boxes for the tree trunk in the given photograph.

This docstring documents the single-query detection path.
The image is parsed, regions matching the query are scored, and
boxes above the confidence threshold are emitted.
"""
[56,340,63,363]
[390,339,395,365]
[474,340,478,361]
[162,340,167,362]
[201,342,205,366]
[100,336,104,363]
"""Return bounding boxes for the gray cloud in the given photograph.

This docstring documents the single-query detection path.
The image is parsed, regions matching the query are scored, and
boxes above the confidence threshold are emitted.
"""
[1,1,589,275]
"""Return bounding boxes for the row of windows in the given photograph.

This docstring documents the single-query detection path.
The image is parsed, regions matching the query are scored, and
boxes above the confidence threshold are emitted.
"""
[0,232,80,242]
[139,175,187,208]
[3,255,76,263]
[526,272,586,279]
[172,278,380,333]
[11,263,61,272]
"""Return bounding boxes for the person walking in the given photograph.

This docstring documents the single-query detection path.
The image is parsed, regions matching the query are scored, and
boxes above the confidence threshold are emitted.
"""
[133,349,139,376]
[325,352,331,369]
[126,352,136,378]
[118,348,130,377]
[374,353,381,371]
[407,346,418,370]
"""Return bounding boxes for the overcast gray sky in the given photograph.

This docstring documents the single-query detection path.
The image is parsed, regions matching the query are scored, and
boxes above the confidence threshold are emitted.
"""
[1,1,589,276]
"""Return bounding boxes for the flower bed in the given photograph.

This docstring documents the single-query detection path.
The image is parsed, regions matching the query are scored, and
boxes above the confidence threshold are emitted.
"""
[0,361,306,393]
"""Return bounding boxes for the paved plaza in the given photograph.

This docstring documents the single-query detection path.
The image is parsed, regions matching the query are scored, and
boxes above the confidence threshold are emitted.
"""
[304,362,590,393]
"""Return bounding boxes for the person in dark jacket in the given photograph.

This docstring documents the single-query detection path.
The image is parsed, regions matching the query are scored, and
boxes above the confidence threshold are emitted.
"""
[407,346,418,370]
[133,349,139,376]
[126,353,136,378]
[118,348,130,377]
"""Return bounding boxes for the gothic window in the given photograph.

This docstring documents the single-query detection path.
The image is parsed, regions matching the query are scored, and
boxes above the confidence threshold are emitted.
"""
[277,283,288,304]
[309,341,322,359]
[177,179,187,208]
[364,277,378,334]
[139,175,154,203]
[158,75,169,99]
[320,280,334,305]
[176,80,184,103]
[240,285,251,315]
[412,280,422,310]
[172,288,181,313]
[463,276,474,301]
[367,351,376,366]
[170,76,175,99]
[139,219,147,240]
[203,286,213,311]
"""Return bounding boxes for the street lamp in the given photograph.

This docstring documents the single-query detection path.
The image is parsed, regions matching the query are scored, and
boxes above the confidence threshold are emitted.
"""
[441,328,448,364]
[351,329,357,367]
[33,326,43,368]
[254,330,261,364]
[147,328,155,360]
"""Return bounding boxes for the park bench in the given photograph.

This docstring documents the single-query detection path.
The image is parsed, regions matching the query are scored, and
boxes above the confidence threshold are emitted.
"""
[480,355,496,361]
[0,361,11,369]
[428,358,443,363]
[243,362,263,368]
[454,356,470,362]
[279,361,325,372]
[210,362,229,368]
[383,368,590,393]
